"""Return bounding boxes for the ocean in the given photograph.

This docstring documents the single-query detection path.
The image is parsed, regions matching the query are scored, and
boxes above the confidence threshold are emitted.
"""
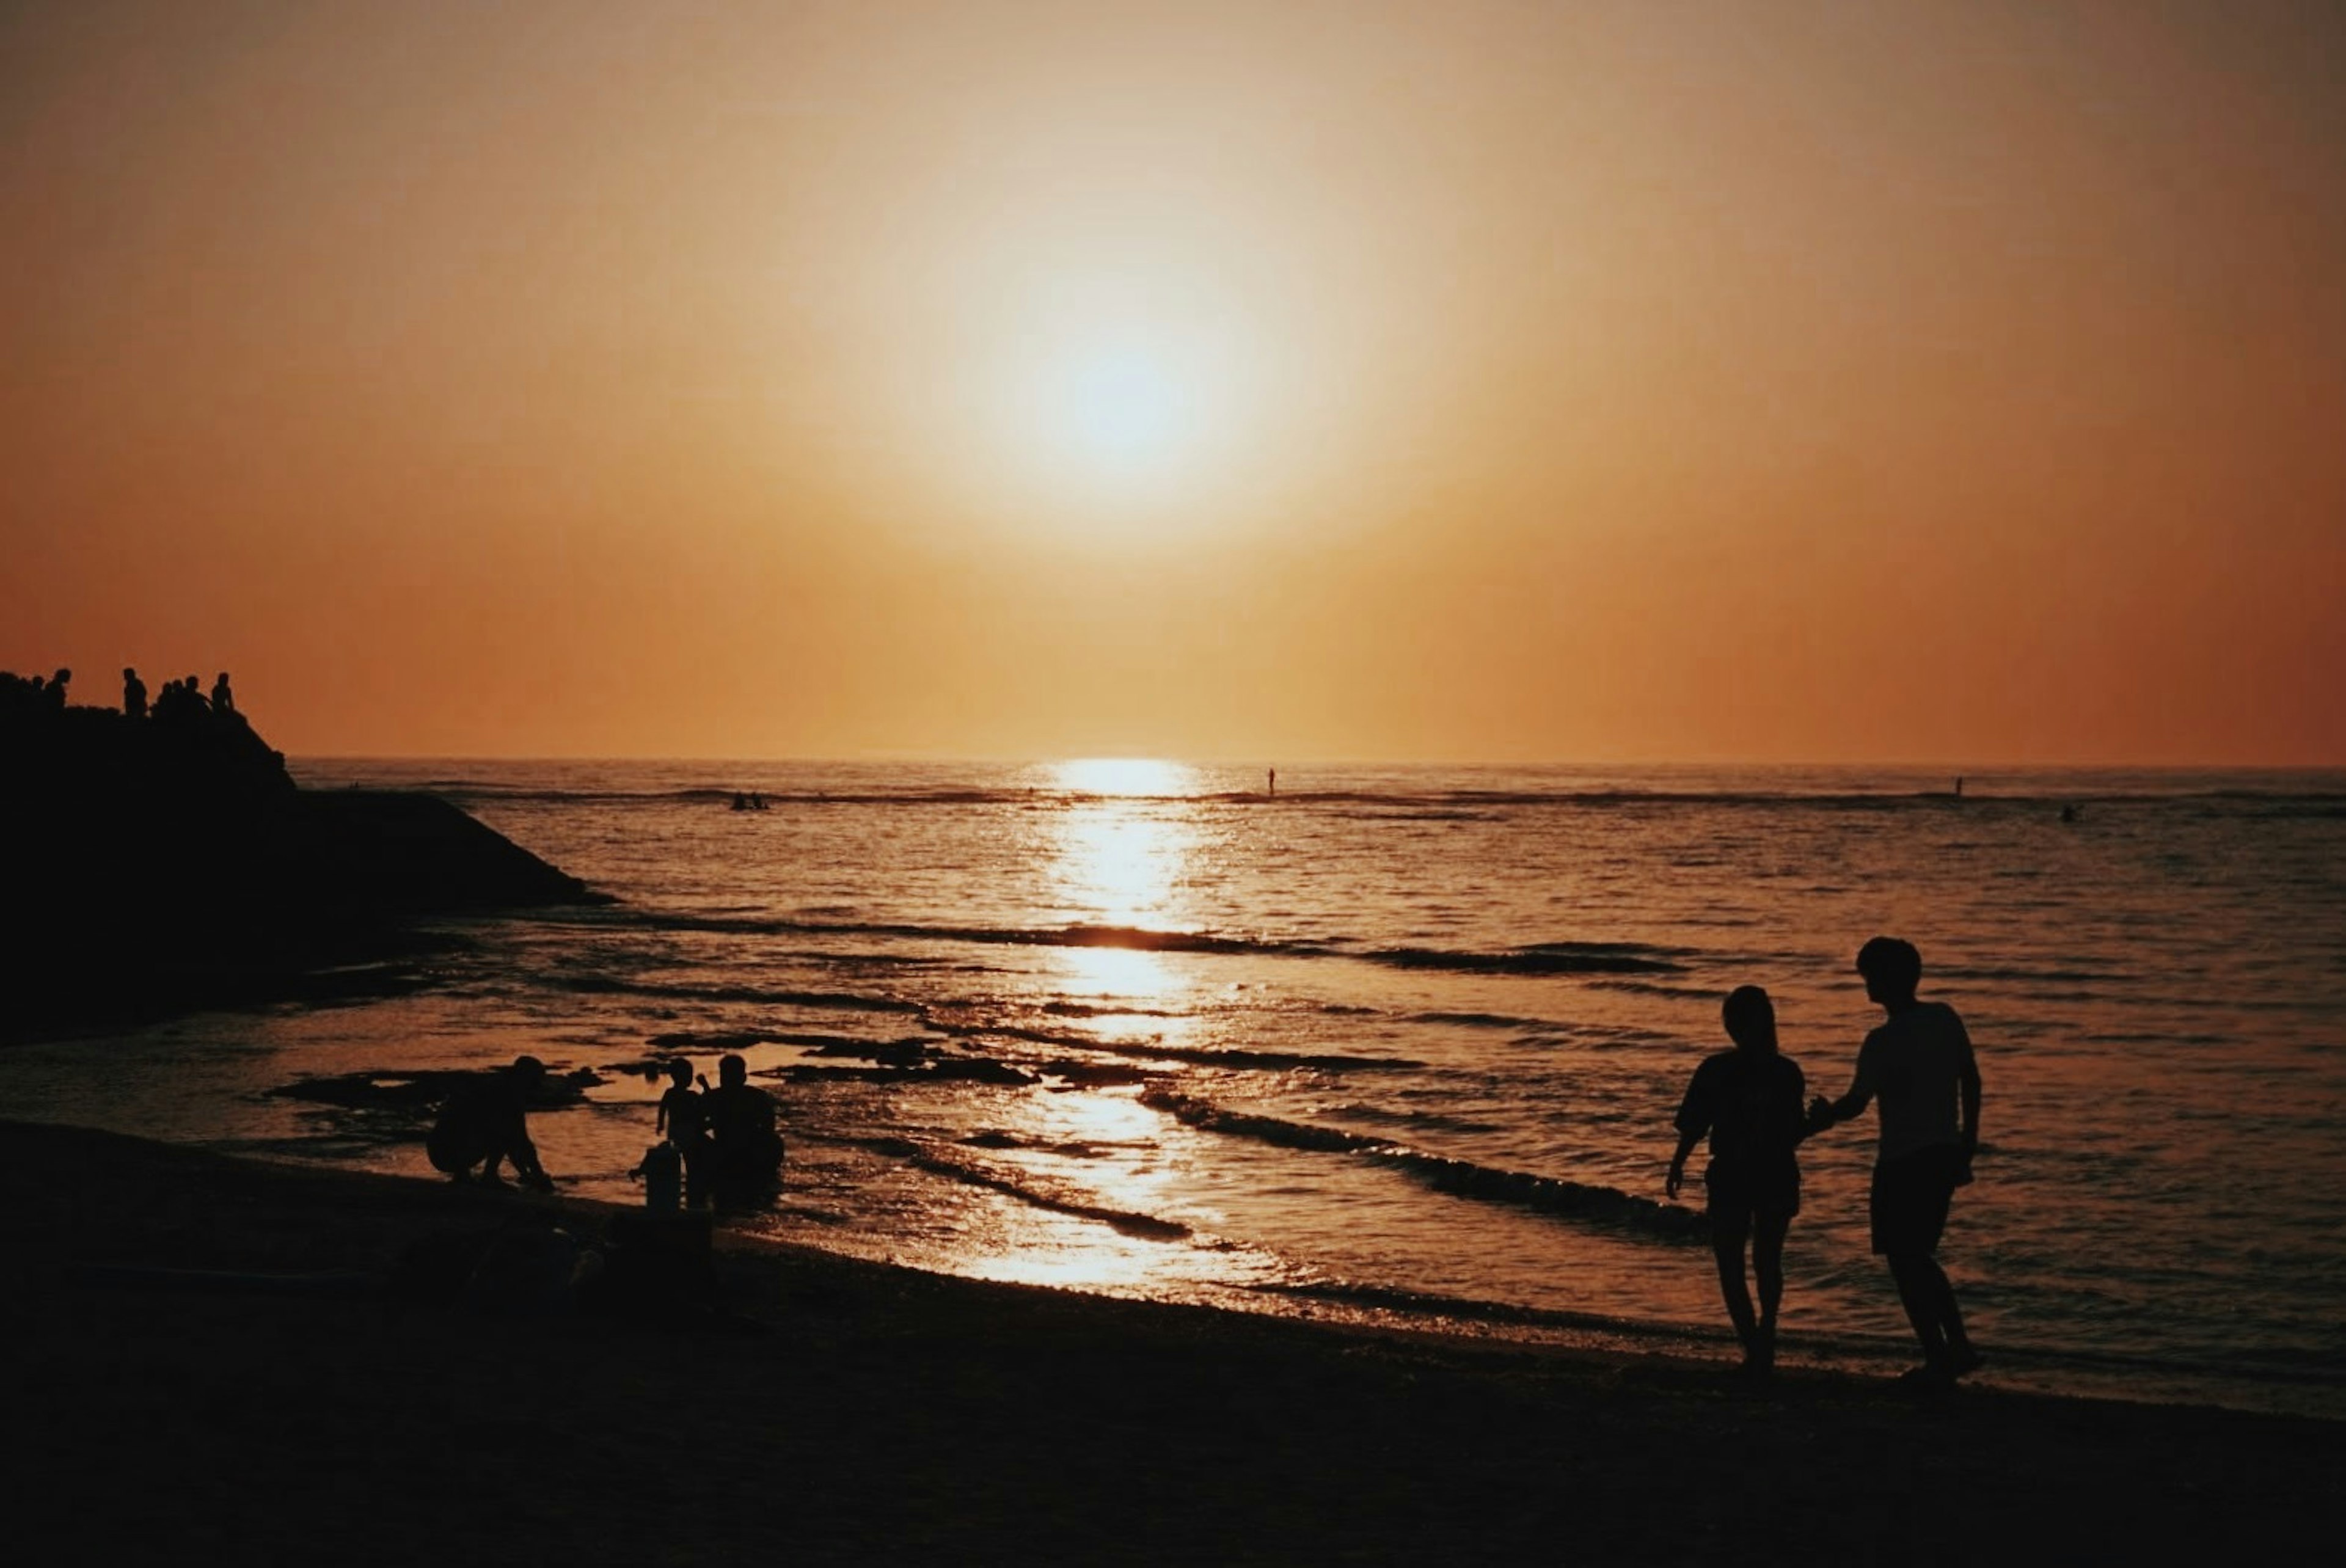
[7,759,2342,1417]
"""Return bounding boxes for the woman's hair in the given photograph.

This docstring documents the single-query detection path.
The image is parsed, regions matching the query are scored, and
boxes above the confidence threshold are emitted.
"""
[1722,985,1777,1056]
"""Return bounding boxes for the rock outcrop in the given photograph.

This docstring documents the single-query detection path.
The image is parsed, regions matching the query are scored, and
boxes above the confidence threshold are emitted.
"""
[3,682,597,1039]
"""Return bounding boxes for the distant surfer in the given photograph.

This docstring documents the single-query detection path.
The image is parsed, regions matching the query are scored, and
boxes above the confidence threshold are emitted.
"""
[1808,938,1982,1386]
[1667,986,1809,1375]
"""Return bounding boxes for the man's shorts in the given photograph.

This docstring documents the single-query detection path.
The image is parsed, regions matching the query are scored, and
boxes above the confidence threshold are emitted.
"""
[1870,1144,1968,1255]
[1705,1156,1800,1230]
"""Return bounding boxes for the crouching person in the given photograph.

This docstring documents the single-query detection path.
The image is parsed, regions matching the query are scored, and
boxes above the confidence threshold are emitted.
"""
[428,1054,555,1192]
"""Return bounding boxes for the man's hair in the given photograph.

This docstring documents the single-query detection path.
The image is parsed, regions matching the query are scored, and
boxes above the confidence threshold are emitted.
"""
[1855,936,1922,992]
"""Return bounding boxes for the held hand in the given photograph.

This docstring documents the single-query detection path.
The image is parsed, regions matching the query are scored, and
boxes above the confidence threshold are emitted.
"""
[1807,1095,1834,1131]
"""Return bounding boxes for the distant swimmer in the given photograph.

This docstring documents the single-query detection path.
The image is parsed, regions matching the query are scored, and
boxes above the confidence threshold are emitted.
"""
[1954,776,1964,798]
[1268,767,1277,798]
[2059,804,2079,824]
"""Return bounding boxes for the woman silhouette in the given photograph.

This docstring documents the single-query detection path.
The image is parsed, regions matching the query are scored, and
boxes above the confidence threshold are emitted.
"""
[1667,986,1809,1373]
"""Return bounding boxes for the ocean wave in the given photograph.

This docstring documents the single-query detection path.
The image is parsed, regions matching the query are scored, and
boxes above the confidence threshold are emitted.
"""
[1411,1012,1554,1030]
[907,1147,1193,1240]
[1141,1089,1703,1241]
[933,1019,1421,1076]
[564,910,1692,981]
[539,972,923,1013]
[1369,944,1684,976]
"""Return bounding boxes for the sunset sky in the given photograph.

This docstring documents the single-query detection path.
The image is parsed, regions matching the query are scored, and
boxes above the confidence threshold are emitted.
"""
[5,0,2341,764]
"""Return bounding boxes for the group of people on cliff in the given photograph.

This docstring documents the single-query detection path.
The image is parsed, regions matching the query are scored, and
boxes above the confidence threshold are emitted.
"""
[1667,936,1982,1388]
[1,665,239,727]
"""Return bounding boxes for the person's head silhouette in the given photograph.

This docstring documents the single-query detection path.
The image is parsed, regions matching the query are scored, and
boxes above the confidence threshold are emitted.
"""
[718,1053,748,1088]
[1856,936,1922,1008]
[1722,985,1777,1054]
[667,1059,695,1090]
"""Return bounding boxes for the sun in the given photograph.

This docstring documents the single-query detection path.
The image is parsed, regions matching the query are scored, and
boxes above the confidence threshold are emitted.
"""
[1062,348,1191,473]
[959,271,1270,525]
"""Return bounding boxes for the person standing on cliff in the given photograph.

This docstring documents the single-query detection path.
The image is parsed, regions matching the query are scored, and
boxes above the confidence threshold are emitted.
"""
[122,668,147,720]
[211,672,235,715]
[1808,936,1983,1385]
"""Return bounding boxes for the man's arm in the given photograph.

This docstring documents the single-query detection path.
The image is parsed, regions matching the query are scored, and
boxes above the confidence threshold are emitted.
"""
[1811,1046,1876,1132]
[1956,1024,1981,1158]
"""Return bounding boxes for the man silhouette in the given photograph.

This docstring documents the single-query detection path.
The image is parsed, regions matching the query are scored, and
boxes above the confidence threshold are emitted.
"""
[1810,936,1982,1385]
[702,1053,783,1208]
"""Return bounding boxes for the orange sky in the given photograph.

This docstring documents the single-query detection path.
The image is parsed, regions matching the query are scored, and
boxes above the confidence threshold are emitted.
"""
[5,0,2342,763]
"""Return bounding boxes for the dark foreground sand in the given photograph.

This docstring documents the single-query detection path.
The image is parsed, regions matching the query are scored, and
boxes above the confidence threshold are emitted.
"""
[5,1121,2336,1564]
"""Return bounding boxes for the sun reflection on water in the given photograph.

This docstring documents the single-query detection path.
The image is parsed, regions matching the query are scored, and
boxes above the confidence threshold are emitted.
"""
[1051,757,1196,798]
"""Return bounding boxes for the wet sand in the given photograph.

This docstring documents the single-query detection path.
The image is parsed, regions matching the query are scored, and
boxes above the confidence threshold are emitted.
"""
[5,1119,2336,1564]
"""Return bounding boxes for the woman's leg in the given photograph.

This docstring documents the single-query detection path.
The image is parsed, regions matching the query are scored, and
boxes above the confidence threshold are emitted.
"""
[1751,1209,1791,1368]
[1710,1208,1757,1354]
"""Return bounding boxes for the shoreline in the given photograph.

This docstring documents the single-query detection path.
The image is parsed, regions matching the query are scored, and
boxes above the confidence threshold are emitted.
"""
[6,1119,2337,1561]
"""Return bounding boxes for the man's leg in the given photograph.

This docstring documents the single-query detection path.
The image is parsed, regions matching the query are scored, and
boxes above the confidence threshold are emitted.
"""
[1934,1253,1978,1373]
[1887,1250,1953,1366]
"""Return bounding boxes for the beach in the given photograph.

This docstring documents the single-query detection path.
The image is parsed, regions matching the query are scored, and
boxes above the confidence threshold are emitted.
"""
[9,1118,2336,1564]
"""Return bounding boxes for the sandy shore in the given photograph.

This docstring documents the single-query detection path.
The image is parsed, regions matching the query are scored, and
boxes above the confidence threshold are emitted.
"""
[4,1120,2335,1564]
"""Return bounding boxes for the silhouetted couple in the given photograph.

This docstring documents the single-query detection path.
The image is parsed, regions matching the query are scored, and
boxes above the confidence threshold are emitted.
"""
[1669,937,1981,1386]
[657,1052,784,1209]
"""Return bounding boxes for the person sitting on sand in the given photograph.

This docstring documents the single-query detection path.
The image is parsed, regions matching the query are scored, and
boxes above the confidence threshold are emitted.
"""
[428,1055,555,1191]
[1667,985,1808,1374]
[1807,936,1983,1386]
[656,1058,711,1206]
[703,1052,783,1207]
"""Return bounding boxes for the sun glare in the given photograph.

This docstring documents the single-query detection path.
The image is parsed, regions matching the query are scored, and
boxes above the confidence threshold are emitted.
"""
[1061,348,1191,472]
[966,269,1273,525]
[1052,757,1194,797]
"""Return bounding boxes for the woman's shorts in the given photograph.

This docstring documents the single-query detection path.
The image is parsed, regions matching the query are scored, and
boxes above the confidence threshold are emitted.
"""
[1705,1158,1800,1227]
[1870,1144,1967,1255]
